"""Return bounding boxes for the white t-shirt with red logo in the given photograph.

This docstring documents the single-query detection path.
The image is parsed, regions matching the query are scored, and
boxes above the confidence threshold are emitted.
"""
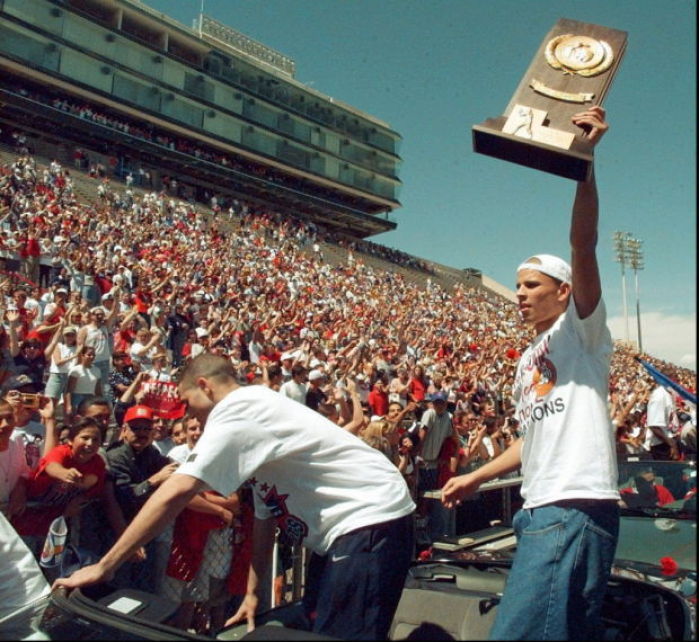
[513,299,619,509]
[177,385,414,554]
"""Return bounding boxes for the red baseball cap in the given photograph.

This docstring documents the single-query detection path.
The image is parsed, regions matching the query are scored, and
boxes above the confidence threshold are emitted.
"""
[124,405,154,424]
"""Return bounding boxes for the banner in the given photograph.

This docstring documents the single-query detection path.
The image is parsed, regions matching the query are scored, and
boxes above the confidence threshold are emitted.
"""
[140,379,187,419]
[635,358,697,405]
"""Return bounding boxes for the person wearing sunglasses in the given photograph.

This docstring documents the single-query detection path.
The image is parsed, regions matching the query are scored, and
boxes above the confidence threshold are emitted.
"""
[104,404,178,592]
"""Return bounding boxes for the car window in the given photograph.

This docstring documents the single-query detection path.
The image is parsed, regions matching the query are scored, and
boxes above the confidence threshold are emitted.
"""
[617,460,696,515]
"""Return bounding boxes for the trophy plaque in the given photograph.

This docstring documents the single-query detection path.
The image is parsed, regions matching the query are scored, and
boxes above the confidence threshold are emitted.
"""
[472,18,627,180]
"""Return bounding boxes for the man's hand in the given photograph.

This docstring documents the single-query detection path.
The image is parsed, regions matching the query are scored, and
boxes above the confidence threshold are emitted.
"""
[571,105,608,145]
[225,593,259,632]
[5,309,21,327]
[441,473,482,509]
[52,560,114,591]
[38,396,55,421]
[218,507,233,526]
[5,390,23,411]
[149,462,179,486]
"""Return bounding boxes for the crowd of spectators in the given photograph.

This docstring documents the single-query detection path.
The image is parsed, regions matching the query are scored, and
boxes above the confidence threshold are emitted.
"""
[0,138,695,634]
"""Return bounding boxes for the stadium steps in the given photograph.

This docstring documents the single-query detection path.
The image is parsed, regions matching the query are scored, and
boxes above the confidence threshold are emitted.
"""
[0,144,23,166]
[319,237,474,294]
[315,239,443,290]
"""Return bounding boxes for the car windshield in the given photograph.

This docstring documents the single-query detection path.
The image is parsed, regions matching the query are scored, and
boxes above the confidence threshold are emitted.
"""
[617,459,696,518]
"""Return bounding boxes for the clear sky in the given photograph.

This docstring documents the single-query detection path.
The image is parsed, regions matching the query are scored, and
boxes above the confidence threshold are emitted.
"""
[145,0,696,369]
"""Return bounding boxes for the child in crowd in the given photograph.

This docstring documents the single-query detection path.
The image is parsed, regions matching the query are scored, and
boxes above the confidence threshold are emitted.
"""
[12,417,107,558]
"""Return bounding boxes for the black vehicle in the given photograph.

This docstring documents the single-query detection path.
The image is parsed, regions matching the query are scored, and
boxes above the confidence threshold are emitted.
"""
[2,460,695,640]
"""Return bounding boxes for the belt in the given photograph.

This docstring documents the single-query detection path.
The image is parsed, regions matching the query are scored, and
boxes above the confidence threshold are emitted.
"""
[537,498,619,509]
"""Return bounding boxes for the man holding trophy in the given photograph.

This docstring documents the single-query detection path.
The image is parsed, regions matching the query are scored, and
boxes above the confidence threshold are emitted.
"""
[443,105,620,640]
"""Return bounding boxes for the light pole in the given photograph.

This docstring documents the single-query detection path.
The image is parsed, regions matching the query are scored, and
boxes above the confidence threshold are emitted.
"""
[626,237,644,353]
[613,232,630,343]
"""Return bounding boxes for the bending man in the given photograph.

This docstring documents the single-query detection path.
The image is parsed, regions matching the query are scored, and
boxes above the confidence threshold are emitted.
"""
[55,353,415,640]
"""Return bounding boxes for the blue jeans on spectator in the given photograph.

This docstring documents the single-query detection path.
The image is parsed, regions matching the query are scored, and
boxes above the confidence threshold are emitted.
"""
[417,467,452,542]
[490,501,619,641]
[70,393,92,414]
[93,360,111,398]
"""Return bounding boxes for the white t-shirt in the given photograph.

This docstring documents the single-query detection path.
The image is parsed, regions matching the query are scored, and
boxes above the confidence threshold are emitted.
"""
[82,324,111,362]
[190,343,206,359]
[68,364,101,394]
[168,443,193,465]
[177,385,415,554]
[513,299,619,509]
[0,511,50,621]
[130,341,156,370]
[420,408,453,468]
[248,341,263,364]
[0,436,31,508]
[49,342,78,375]
[279,379,308,405]
[645,386,674,448]
[12,420,46,444]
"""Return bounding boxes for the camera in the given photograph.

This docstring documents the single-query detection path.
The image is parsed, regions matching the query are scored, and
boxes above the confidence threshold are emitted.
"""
[20,393,41,410]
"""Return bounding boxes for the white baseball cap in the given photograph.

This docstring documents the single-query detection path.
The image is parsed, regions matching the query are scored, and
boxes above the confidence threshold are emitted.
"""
[517,254,572,285]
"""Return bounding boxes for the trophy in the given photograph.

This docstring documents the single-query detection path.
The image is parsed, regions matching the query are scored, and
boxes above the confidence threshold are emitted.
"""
[472,18,628,180]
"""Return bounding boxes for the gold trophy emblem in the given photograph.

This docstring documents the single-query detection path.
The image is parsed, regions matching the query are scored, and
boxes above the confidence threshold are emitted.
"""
[545,35,614,77]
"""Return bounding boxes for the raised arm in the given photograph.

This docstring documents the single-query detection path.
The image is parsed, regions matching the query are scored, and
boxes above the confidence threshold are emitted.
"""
[105,286,122,329]
[341,378,364,435]
[119,306,141,332]
[569,105,608,320]
[44,319,66,360]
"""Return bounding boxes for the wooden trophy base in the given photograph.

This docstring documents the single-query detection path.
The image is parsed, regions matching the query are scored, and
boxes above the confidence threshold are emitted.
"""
[473,116,593,181]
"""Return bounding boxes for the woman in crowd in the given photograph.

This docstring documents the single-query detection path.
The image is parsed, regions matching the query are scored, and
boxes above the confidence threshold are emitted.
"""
[43,322,79,408]
[65,347,102,419]
[362,418,401,464]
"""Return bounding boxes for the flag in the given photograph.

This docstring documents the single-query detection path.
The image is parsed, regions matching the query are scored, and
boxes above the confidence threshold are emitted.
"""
[635,358,696,405]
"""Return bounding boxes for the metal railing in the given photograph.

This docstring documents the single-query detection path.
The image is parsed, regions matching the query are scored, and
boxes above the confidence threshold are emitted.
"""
[279,475,524,606]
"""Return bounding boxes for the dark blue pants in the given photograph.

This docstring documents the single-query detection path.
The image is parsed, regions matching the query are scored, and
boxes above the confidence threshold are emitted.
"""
[303,513,414,640]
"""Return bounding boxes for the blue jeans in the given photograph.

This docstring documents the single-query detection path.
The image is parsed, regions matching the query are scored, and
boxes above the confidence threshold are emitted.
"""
[490,501,619,641]
[417,468,453,541]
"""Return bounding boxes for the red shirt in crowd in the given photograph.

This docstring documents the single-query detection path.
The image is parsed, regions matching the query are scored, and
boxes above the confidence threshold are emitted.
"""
[409,377,427,402]
[368,384,389,417]
[19,237,41,258]
[12,444,106,537]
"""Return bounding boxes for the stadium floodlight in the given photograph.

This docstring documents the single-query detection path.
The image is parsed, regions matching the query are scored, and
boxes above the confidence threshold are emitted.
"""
[612,231,631,343]
[625,237,645,353]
